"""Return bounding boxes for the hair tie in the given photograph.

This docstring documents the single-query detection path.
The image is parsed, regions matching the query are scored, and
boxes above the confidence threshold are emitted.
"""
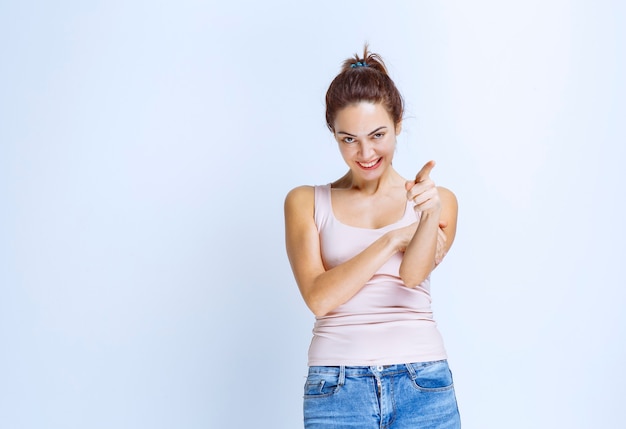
[350,61,369,68]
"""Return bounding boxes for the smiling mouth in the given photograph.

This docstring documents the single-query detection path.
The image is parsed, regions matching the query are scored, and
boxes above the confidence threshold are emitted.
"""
[357,158,382,169]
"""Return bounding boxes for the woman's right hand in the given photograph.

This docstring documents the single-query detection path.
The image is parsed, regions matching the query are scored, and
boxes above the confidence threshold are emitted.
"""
[390,220,447,255]
[389,222,419,252]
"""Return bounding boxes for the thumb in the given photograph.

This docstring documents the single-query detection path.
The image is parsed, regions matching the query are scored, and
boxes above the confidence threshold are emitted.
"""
[414,160,436,183]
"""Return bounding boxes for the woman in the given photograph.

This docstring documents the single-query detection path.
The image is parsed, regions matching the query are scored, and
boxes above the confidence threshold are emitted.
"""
[284,47,460,429]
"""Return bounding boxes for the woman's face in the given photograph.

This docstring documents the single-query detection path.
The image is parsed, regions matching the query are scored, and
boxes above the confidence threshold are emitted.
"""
[333,101,401,181]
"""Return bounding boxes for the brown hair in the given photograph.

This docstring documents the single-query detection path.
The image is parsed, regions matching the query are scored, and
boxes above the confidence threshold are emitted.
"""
[325,45,404,131]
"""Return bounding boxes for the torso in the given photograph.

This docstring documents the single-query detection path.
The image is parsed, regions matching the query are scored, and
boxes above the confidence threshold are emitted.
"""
[330,172,409,230]
[308,183,446,366]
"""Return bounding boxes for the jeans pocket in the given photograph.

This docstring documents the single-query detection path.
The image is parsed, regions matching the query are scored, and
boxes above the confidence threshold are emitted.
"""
[409,360,455,392]
[303,370,343,398]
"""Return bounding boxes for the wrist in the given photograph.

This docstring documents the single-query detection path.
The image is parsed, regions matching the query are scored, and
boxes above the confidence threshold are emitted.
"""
[418,206,442,221]
[384,229,405,253]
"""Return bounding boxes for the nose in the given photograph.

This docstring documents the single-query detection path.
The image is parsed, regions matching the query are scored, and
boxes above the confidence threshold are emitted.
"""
[359,141,375,159]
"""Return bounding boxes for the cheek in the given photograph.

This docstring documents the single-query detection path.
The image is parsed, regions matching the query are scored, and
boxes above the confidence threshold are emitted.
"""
[339,149,355,164]
[383,140,397,155]
[337,143,354,157]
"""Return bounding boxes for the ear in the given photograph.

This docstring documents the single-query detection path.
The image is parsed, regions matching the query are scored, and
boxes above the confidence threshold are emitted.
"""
[395,121,403,135]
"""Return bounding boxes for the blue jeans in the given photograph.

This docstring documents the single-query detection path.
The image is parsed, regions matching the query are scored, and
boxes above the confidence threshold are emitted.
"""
[303,360,460,429]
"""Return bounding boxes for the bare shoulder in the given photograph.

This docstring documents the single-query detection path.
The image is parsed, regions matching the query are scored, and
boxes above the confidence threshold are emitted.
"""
[284,185,315,217]
[437,186,458,209]
[285,185,314,205]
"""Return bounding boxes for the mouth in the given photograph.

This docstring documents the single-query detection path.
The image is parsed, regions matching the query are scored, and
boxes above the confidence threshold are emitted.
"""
[357,158,382,170]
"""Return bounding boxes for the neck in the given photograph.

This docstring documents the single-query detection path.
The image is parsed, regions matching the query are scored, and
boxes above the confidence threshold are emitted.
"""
[333,167,401,194]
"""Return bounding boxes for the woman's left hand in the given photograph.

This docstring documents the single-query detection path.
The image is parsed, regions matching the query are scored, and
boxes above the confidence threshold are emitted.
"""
[435,220,448,266]
[405,160,441,215]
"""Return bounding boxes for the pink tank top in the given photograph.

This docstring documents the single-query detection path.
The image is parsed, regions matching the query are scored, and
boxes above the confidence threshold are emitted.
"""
[308,184,447,366]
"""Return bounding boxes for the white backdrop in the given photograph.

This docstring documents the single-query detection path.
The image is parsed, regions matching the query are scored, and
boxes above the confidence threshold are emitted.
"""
[1,1,624,428]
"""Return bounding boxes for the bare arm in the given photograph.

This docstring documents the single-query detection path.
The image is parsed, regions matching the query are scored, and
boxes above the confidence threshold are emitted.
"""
[284,186,410,317]
[399,161,458,287]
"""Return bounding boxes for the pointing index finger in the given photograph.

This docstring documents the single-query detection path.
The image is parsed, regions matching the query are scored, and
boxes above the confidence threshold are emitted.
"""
[414,160,436,183]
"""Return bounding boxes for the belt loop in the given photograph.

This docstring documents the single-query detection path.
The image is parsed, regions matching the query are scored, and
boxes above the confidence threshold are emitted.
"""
[405,363,417,380]
[338,366,346,386]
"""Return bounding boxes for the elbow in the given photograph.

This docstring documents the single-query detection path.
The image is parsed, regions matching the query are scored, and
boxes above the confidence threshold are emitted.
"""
[308,304,331,318]
[304,294,334,318]
[399,266,429,288]
[299,278,337,318]
[401,275,427,289]
[312,308,330,318]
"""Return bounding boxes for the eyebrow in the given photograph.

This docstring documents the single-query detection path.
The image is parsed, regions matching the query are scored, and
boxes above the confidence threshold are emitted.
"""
[337,126,387,137]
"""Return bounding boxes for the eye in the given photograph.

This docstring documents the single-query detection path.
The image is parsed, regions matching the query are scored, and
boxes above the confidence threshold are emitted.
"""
[373,132,385,139]
[342,137,356,144]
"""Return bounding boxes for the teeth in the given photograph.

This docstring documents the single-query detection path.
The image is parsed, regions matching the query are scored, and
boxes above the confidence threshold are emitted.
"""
[359,159,379,168]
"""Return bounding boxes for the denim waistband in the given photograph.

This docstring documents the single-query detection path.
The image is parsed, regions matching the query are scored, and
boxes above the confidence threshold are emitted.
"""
[307,360,448,379]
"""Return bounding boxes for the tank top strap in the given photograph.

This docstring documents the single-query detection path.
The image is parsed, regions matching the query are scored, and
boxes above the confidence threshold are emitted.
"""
[313,184,332,230]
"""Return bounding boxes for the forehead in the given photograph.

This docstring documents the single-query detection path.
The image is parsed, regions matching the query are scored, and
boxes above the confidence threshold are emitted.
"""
[333,102,394,134]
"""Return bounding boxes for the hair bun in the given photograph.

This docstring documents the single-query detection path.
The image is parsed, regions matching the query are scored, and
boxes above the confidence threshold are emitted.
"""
[325,45,403,131]
[341,44,390,76]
